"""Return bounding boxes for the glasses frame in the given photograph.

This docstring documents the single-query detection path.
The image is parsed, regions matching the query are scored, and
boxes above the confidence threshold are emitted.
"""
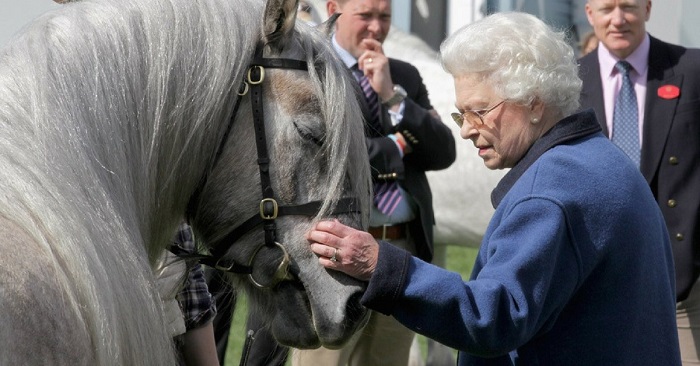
[451,100,506,128]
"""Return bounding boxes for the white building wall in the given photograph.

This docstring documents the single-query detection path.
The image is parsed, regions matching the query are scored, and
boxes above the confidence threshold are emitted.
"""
[647,0,700,47]
[3,1,700,49]
[447,0,485,35]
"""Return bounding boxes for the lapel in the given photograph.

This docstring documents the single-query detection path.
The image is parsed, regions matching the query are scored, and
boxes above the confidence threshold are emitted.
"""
[641,37,683,182]
[579,53,608,135]
[378,103,391,134]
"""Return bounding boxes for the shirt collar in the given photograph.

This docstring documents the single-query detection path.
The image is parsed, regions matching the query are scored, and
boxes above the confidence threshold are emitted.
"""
[332,35,357,68]
[598,33,650,76]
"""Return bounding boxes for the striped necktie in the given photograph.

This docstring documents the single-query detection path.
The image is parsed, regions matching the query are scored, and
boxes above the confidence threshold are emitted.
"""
[357,71,381,128]
[374,179,402,216]
[353,67,402,216]
[612,60,640,166]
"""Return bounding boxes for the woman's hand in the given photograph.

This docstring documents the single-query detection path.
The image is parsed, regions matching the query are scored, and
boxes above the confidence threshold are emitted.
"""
[306,220,379,281]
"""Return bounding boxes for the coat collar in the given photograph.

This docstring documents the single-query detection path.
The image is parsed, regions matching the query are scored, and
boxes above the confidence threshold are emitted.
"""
[491,110,602,208]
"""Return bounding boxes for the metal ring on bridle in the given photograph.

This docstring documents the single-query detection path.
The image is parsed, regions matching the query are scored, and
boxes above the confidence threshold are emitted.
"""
[214,257,235,272]
[237,81,249,96]
[247,241,292,289]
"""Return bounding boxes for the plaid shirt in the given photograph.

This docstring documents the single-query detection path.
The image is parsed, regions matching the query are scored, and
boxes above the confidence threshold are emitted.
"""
[171,222,217,331]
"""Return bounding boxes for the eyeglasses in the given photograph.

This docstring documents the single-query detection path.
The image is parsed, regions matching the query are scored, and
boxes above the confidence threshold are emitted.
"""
[451,100,506,128]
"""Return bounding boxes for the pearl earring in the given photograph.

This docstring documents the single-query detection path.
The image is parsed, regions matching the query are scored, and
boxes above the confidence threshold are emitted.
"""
[531,117,539,124]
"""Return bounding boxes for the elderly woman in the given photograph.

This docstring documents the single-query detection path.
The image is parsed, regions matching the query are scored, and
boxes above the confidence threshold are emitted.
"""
[306,12,680,365]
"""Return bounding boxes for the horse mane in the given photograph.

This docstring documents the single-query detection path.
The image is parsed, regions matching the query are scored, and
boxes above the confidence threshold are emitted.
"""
[0,0,260,364]
[0,0,369,362]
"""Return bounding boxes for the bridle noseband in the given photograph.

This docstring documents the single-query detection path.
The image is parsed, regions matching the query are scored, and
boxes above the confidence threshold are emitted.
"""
[182,42,361,288]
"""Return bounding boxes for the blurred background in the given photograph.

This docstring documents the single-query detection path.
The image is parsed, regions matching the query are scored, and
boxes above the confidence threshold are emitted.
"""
[3,0,700,49]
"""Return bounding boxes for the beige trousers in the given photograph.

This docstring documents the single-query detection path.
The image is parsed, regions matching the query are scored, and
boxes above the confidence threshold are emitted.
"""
[678,277,700,365]
[290,310,415,366]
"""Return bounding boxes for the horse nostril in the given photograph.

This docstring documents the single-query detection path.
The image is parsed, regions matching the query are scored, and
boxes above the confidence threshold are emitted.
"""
[344,291,368,325]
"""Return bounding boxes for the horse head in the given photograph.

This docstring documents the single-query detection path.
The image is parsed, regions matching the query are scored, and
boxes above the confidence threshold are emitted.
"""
[0,0,369,363]
[187,0,371,348]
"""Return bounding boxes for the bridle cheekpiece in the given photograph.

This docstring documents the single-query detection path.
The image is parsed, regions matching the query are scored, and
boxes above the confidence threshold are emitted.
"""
[182,42,360,289]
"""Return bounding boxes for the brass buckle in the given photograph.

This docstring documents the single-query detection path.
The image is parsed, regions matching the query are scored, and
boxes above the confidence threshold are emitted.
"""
[247,65,265,85]
[259,198,278,220]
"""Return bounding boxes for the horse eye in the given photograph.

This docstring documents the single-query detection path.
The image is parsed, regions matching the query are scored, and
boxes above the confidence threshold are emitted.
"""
[293,120,324,146]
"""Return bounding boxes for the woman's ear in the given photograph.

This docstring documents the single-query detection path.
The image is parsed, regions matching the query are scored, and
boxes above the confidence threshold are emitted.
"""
[530,98,545,123]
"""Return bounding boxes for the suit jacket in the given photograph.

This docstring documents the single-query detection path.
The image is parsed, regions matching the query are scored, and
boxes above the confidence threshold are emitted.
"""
[358,58,456,262]
[578,36,700,301]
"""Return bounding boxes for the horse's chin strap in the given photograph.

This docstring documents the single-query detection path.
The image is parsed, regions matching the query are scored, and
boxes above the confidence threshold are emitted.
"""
[180,43,361,289]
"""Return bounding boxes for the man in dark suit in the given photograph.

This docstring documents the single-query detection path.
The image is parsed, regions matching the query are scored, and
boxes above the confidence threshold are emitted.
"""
[291,0,456,365]
[578,0,700,362]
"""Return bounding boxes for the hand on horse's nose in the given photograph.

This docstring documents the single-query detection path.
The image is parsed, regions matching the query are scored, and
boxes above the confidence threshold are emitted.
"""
[307,220,379,281]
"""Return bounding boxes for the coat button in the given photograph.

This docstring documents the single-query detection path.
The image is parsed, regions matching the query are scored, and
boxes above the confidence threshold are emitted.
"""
[676,233,685,241]
[668,199,677,208]
[669,156,678,165]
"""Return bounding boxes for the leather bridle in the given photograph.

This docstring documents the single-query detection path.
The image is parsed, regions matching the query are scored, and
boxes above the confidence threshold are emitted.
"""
[182,42,361,288]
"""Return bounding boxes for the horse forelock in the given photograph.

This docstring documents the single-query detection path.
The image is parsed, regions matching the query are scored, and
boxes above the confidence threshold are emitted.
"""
[298,24,370,227]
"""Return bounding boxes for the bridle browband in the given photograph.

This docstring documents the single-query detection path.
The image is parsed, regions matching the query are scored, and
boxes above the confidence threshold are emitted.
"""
[182,42,361,288]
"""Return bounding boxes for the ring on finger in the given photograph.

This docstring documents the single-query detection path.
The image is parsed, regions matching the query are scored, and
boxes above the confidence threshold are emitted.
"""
[330,248,338,262]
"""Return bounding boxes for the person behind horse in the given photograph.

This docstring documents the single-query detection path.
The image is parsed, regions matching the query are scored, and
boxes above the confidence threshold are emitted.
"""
[578,0,700,363]
[579,30,598,56]
[168,223,219,366]
[289,0,456,365]
[155,222,220,366]
[304,11,681,365]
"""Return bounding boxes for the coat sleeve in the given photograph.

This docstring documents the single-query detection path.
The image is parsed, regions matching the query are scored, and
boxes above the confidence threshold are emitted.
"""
[361,197,581,357]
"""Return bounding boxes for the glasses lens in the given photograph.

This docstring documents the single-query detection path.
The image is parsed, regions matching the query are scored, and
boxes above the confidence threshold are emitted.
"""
[450,113,463,127]
[464,111,483,126]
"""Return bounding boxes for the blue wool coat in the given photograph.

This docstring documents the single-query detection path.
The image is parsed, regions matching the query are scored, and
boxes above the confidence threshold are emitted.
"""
[361,110,681,365]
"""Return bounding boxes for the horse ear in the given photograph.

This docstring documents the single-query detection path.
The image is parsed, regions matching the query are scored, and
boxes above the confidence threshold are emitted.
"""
[317,13,340,38]
[262,0,299,53]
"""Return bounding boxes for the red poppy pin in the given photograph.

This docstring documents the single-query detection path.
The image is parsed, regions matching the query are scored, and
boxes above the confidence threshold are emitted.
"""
[658,85,680,99]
